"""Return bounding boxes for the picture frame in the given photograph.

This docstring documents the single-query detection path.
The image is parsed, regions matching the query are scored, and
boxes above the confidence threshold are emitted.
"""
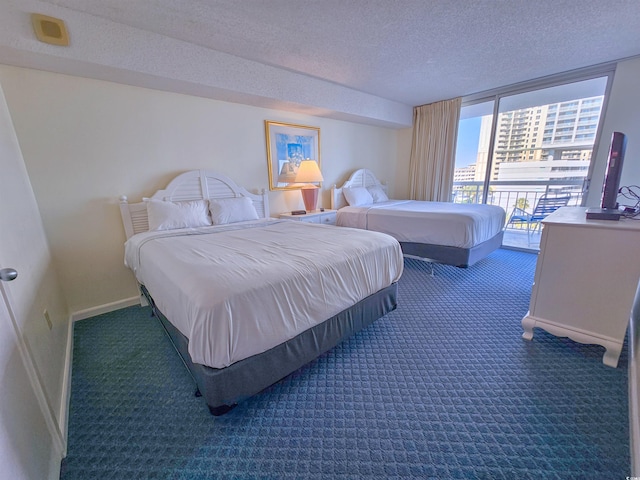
[265,120,321,191]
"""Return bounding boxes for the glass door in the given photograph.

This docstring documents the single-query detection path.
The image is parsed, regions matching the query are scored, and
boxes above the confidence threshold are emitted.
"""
[455,75,610,250]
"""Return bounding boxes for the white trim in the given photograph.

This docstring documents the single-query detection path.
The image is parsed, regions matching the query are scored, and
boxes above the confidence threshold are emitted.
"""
[59,295,145,459]
[58,315,74,457]
[71,296,141,322]
[630,280,640,475]
[0,283,66,459]
[631,343,640,476]
[47,449,61,480]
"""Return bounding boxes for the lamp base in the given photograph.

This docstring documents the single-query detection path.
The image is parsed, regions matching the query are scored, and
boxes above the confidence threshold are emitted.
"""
[300,186,319,212]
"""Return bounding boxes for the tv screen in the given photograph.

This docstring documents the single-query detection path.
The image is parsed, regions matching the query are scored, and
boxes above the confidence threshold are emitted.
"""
[601,131,627,210]
[586,131,627,220]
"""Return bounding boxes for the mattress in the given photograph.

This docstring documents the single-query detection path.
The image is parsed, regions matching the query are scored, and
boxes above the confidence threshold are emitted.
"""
[124,219,403,369]
[336,200,506,248]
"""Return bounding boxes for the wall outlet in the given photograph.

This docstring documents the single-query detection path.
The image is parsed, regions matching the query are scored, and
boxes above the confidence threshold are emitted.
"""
[43,309,52,330]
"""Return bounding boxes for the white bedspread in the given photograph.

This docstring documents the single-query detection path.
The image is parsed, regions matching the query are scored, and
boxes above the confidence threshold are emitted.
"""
[336,200,505,248]
[124,219,403,369]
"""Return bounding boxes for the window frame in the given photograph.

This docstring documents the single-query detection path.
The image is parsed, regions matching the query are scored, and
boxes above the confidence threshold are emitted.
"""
[458,63,616,206]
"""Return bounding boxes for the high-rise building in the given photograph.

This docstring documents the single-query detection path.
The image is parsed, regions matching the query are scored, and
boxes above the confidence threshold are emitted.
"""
[453,164,476,182]
[493,96,602,182]
[456,96,603,186]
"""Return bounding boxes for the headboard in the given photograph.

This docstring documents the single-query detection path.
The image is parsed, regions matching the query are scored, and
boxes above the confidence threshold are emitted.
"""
[119,170,269,239]
[330,168,388,210]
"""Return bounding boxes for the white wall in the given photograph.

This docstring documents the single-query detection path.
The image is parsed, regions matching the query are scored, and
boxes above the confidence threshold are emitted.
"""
[0,81,66,479]
[586,56,640,206]
[8,56,637,315]
[395,127,413,199]
[0,64,401,313]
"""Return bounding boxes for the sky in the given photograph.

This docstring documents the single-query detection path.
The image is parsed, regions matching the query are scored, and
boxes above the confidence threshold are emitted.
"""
[455,116,481,168]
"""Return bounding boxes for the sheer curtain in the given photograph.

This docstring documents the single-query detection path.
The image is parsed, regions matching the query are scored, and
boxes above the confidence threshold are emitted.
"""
[408,97,461,201]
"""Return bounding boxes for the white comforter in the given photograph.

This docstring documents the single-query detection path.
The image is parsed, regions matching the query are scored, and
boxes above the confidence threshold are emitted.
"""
[125,219,403,369]
[336,200,505,248]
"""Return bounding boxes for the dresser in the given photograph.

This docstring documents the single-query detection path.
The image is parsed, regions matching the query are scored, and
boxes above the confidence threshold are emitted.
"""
[278,209,337,225]
[522,206,640,367]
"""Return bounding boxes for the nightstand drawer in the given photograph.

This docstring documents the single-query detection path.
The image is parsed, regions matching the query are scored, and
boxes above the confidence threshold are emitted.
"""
[279,209,337,225]
[318,212,336,225]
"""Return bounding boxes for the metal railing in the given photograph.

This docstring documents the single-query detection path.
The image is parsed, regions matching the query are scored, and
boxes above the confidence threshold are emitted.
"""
[452,179,585,234]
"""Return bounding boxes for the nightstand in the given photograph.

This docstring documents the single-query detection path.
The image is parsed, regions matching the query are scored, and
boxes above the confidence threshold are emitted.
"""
[278,209,337,225]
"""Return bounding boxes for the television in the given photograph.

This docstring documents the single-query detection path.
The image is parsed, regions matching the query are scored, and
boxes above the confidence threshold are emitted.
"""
[586,131,627,221]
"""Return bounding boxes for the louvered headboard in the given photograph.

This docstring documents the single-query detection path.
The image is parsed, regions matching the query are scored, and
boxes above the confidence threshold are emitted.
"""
[330,168,388,210]
[119,170,269,239]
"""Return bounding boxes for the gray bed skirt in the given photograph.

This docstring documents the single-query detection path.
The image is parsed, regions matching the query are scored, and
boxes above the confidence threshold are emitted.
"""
[143,283,398,415]
[400,230,504,268]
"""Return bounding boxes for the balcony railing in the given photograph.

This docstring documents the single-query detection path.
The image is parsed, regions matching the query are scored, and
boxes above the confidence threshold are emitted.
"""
[452,179,585,250]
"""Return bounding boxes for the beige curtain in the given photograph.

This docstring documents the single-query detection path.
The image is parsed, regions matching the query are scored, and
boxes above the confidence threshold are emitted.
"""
[408,97,462,201]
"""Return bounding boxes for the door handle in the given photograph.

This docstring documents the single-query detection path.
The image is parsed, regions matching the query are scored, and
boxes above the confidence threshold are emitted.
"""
[0,268,18,282]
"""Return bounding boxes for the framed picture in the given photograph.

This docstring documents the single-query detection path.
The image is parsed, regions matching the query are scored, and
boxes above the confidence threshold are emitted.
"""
[265,121,321,191]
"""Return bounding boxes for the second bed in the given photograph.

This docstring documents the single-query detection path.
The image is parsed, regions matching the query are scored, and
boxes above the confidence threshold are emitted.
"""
[331,169,506,267]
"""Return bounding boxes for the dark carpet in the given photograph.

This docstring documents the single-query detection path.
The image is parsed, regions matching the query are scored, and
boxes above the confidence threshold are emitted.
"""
[60,249,629,479]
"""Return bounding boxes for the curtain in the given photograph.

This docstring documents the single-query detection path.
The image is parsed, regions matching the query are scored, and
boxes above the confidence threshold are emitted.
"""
[408,97,462,201]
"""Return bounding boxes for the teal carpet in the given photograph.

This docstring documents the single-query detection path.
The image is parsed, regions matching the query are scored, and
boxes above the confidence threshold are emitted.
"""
[60,249,629,479]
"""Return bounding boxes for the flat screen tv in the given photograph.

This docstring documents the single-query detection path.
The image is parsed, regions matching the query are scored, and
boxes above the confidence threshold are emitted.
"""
[586,131,627,221]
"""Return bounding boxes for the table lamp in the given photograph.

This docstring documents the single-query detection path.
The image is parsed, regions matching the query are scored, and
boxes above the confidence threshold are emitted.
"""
[295,160,323,212]
[277,161,297,184]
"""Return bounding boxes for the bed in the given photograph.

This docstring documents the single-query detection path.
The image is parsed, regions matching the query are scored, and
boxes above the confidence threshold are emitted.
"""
[119,169,403,415]
[331,169,506,267]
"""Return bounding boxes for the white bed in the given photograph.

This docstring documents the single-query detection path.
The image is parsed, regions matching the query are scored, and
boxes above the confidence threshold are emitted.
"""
[120,169,403,414]
[331,169,506,267]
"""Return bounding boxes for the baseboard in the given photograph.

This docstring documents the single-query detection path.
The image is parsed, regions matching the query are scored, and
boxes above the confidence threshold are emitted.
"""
[59,316,74,457]
[71,296,141,322]
[1,284,66,463]
[500,244,539,254]
[59,296,144,457]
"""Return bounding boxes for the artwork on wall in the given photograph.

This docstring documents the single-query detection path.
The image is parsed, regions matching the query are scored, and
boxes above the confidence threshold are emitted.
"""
[265,120,321,191]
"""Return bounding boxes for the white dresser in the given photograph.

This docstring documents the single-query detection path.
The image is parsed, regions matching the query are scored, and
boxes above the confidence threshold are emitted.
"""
[522,206,640,367]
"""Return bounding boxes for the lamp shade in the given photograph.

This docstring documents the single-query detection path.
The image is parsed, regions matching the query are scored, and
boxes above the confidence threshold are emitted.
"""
[295,160,323,183]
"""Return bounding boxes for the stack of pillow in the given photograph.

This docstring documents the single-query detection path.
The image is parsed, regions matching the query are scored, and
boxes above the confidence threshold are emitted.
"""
[146,197,259,231]
[342,185,389,207]
[144,183,389,232]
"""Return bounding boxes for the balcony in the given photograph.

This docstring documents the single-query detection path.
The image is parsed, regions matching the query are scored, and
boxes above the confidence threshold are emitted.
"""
[452,179,584,251]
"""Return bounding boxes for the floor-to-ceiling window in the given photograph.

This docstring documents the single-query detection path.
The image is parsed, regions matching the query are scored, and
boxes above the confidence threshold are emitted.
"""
[454,100,494,204]
[454,70,613,250]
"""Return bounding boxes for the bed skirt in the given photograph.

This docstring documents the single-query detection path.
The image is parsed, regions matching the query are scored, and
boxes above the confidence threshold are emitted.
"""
[143,283,398,415]
[400,230,504,268]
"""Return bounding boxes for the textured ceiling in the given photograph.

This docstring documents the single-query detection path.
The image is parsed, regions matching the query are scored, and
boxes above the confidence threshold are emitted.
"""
[1,0,640,127]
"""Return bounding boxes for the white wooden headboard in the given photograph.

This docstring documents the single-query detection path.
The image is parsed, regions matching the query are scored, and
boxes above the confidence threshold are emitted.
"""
[330,168,388,210]
[119,169,269,239]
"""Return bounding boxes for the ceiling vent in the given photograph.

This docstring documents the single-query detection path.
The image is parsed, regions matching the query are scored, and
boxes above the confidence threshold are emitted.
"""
[31,13,69,46]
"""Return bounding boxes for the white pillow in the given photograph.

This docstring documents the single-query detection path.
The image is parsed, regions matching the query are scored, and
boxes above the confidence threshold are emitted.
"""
[367,185,389,203]
[209,197,259,225]
[343,186,374,206]
[147,199,212,231]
